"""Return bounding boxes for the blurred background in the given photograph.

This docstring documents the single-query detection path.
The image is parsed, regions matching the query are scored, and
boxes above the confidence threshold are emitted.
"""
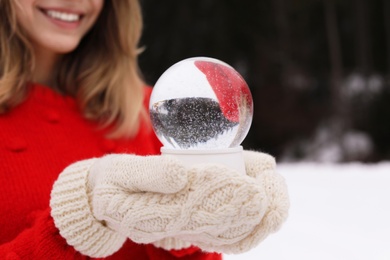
[138,0,390,163]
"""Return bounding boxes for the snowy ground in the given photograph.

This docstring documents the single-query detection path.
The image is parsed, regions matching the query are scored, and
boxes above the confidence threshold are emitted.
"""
[224,162,390,260]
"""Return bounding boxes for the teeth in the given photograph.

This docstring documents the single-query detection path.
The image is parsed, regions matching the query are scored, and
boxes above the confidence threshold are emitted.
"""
[46,10,80,22]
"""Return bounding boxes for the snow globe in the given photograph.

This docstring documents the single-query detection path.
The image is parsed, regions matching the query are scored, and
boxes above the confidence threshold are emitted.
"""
[149,57,253,174]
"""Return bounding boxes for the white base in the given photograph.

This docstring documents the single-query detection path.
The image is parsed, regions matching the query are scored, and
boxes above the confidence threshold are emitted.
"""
[161,146,246,175]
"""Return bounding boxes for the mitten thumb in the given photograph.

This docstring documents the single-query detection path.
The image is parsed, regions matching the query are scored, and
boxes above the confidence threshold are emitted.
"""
[243,150,276,178]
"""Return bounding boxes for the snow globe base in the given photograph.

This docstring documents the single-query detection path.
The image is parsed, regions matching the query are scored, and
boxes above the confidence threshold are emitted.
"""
[161,146,246,175]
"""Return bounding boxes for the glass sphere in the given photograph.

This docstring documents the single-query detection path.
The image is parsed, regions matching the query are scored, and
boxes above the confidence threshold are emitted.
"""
[149,57,253,149]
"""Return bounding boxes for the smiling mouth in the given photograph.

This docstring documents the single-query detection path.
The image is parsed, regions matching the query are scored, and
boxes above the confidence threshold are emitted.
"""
[41,9,83,22]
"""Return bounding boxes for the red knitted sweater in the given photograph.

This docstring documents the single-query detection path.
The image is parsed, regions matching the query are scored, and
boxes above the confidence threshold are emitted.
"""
[0,83,221,260]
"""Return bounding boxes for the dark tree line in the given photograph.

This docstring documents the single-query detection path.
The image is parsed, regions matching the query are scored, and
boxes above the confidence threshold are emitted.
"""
[138,0,390,162]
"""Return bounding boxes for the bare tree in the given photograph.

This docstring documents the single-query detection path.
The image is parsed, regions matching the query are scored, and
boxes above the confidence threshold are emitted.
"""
[323,0,344,119]
[355,0,373,76]
[384,0,390,76]
[274,0,291,87]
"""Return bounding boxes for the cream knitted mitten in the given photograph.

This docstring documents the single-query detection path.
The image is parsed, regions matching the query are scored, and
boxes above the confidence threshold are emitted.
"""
[50,152,289,257]
[50,155,187,257]
[196,150,289,253]
[154,150,289,254]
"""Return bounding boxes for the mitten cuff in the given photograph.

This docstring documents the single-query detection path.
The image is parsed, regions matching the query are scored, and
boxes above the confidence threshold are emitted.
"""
[50,159,127,257]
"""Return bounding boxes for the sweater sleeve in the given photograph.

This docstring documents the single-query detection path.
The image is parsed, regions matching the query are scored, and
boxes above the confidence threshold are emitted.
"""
[0,209,222,260]
[0,208,87,259]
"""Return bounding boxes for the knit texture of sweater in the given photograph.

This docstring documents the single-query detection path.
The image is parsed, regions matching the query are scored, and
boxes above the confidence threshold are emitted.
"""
[0,83,221,260]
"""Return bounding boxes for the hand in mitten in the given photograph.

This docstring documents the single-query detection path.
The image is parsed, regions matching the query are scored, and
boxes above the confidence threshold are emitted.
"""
[195,150,289,254]
[154,150,290,254]
[50,152,289,258]
[50,155,188,257]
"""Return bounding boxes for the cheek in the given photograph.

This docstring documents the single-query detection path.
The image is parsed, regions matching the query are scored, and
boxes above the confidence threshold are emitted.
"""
[86,0,104,28]
[93,0,104,16]
[14,1,35,30]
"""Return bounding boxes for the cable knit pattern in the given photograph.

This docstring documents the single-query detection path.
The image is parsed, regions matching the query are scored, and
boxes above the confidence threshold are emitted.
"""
[179,151,289,254]
[86,153,287,254]
[50,159,127,257]
[195,150,290,254]
[167,151,287,254]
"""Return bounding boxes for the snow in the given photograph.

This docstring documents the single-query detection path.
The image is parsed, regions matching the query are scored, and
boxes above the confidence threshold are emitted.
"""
[224,162,390,260]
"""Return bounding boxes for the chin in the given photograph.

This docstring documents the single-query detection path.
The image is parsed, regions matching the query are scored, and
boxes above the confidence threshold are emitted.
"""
[56,46,79,54]
[55,42,81,54]
[38,37,81,54]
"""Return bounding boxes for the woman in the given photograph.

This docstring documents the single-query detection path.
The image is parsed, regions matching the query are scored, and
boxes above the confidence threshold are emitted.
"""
[0,0,289,259]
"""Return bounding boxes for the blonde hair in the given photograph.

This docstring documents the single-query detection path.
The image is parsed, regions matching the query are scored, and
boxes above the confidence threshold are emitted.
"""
[0,0,146,138]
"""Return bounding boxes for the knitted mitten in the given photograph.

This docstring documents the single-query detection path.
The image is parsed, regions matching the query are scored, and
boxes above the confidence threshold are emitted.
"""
[193,150,289,253]
[153,150,289,254]
[50,155,187,257]
[50,152,289,257]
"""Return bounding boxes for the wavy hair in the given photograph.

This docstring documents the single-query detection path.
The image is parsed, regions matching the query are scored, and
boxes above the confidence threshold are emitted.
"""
[0,0,146,138]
